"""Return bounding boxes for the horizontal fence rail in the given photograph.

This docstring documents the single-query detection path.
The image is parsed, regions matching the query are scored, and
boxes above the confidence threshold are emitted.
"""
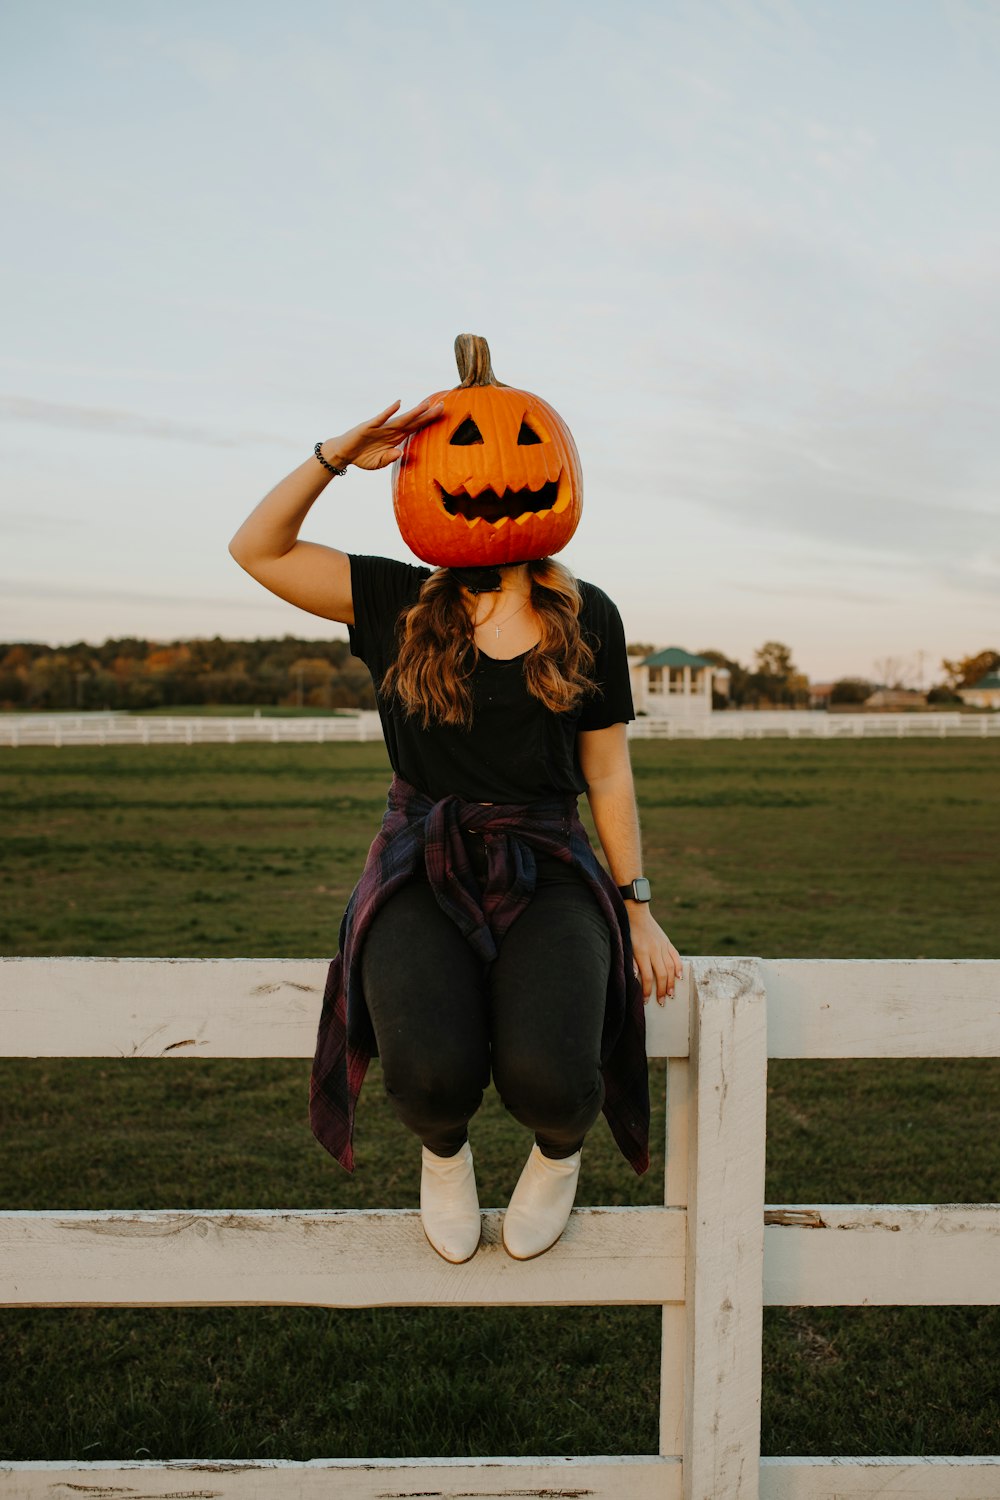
[6,1456,1000,1500]
[4,1455,1000,1500]
[2,954,998,1498]
[0,1206,684,1310]
[0,1456,685,1500]
[3,1202,996,1312]
[2,955,994,1060]
[1,709,998,746]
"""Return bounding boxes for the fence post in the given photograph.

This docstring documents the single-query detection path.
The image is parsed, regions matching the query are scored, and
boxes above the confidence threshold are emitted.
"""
[659,1048,690,1460]
[683,958,767,1500]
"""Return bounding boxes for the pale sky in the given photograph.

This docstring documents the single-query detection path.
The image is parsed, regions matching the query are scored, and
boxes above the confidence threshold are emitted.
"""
[2,0,998,686]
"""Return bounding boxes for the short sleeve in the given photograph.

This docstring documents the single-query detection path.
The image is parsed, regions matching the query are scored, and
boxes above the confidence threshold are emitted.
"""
[347,553,430,673]
[577,581,636,731]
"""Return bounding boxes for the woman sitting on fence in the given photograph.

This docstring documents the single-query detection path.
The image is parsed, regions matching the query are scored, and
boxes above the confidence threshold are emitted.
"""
[228,335,683,1264]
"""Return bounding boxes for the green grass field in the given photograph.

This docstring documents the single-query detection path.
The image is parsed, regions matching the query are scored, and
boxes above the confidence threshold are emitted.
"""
[1,737,998,1461]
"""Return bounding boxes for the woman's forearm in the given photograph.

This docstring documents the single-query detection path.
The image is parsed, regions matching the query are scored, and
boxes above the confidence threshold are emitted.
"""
[585,768,644,886]
[579,728,682,1002]
[228,441,349,562]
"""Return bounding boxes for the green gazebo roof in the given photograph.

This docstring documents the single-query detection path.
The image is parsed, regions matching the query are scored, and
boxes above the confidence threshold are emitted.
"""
[639,647,715,669]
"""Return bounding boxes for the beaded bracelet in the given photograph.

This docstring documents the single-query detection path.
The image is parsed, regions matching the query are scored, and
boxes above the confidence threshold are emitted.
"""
[314,441,348,476]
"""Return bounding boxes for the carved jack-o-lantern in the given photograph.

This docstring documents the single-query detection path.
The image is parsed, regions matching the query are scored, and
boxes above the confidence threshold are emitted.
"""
[391,334,583,568]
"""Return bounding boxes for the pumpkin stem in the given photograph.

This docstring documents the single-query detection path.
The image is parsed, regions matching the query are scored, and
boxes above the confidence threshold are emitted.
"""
[454,333,504,388]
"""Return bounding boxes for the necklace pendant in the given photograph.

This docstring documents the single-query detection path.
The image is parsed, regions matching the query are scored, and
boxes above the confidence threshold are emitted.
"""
[496,624,502,638]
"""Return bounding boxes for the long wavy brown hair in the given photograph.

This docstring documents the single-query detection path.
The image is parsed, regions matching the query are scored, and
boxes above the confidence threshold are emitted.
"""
[381,558,598,730]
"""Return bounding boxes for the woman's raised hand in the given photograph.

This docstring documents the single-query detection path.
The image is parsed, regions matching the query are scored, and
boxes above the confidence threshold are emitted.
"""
[324,397,445,472]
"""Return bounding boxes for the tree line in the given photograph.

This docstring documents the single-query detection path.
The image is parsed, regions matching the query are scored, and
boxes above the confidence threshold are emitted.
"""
[0,636,375,713]
[0,635,995,715]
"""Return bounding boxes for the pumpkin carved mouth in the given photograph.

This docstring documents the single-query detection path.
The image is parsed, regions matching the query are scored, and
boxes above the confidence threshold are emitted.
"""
[436,475,565,528]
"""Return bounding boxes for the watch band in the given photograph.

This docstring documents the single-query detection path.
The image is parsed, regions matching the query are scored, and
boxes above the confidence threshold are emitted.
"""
[617,877,651,902]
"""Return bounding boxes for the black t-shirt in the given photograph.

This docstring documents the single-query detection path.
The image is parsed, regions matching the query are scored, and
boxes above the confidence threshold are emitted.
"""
[347,553,635,803]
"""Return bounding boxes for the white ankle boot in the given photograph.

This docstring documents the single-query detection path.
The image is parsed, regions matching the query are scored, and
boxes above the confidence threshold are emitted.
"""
[420,1140,481,1264]
[502,1143,582,1260]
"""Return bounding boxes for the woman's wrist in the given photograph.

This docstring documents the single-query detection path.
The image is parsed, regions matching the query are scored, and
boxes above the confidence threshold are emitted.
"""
[317,439,351,470]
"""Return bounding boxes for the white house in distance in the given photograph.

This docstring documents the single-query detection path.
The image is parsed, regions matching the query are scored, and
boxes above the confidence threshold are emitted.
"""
[959,669,1000,709]
[629,646,727,718]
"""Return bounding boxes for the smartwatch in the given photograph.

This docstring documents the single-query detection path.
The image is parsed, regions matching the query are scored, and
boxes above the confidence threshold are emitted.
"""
[618,877,651,902]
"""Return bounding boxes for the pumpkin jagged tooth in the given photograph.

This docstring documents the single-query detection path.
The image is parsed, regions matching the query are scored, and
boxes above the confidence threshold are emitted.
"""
[527,467,562,493]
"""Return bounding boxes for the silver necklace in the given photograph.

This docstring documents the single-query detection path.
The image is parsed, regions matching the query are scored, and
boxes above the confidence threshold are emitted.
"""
[481,594,530,639]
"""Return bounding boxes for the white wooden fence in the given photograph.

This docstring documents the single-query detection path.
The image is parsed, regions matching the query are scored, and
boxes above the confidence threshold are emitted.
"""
[0,710,388,747]
[2,709,998,746]
[1,955,999,1498]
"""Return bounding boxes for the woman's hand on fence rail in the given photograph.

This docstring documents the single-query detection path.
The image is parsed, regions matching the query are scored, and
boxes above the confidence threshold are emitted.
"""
[628,907,683,1005]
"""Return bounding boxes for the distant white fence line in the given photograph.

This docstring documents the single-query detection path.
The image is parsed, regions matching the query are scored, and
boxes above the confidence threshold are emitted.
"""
[2,954,999,1498]
[1,708,997,747]
[0,710,388,747]
[629,710,998,740]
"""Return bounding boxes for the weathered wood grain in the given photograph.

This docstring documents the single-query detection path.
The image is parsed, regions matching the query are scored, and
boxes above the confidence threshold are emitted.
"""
[763,1204,1000,1305]
[0,956,690,1059]
[3,1454,1000,1500]
[759,1455,1000,1497]
[0,1454,681,1500]
[683,958,768,1499]
[0,1206,684,1310]
[7,956,997,1061]
[762,957,1000,1057]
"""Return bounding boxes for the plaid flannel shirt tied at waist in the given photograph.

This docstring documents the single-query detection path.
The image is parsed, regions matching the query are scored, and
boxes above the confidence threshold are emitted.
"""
[308,773,650,1175]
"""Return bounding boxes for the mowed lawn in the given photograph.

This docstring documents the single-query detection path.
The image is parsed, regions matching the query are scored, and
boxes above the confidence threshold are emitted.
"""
[0,735,998,1462]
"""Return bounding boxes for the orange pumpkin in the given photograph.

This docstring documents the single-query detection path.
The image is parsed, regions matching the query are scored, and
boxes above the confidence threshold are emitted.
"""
[391,334,583,568]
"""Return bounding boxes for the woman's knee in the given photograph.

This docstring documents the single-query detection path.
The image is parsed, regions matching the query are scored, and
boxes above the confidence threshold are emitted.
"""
[383,1045,489,1121]
[493,1054,605,1136]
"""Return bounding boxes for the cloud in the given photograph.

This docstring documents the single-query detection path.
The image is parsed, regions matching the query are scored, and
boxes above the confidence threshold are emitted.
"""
[925,556,1000,601]
[0,577,288,610]
[725,579,893,606]
[0,394,292,448]
[0,509,88,535]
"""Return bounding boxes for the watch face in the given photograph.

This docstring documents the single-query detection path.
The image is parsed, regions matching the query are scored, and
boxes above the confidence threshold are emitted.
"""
[633,878,651,901]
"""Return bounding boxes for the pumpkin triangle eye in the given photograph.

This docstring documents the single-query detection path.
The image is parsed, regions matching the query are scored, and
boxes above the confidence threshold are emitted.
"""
[450,416,484,445]
[517,420,542,445]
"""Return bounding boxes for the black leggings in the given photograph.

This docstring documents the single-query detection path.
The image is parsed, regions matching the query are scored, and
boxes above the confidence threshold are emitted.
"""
[360,832,611,1159]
